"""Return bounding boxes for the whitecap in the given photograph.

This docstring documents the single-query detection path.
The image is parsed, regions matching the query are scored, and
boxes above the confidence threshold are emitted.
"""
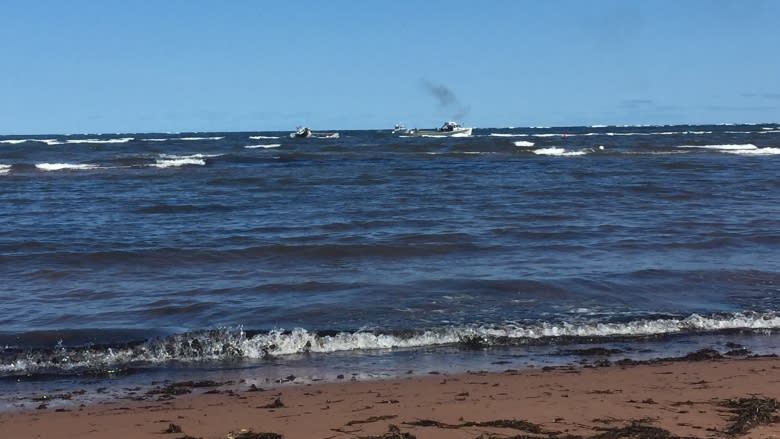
[64,137,134,144]
[177,136,224,141]
[152,158,206,168]
[533,147,587,156]
[0,138,62,145]
[0,164,10,174]
[489,133,528,137]
[249,135,280,140]
[513,140,535,147]
[159,153,221,159]
[724,147,780,155]
[244,143,281,149]
[678,144,757,151]
[35,163,98,171]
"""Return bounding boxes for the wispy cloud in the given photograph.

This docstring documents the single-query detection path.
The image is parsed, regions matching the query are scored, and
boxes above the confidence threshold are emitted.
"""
[742,92,780,100]
[618,99,655,109]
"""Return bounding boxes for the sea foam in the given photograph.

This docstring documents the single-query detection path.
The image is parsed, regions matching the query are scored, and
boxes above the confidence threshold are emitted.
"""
[2,312,778,376]
[533,147,587,156]
[244,143,281,149]
[35,163,98,171]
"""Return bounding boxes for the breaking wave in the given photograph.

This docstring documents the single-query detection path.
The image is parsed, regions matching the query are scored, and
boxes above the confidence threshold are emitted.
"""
[244,143,281,149]
[64,138,134,144]
[677,144,780,155]
[2,312,778,378]
[513,141,535,147]
[151,154,219,168]
[249,135,280,140]
[0,139,63,145]
[533,147,588,156]
[176,136,224,141]
[0,164,10,175]
[35,163,98,171]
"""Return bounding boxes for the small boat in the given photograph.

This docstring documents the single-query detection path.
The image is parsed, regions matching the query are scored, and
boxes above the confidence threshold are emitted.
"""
[408,121,473,137]
[289,127,340,139]
[392,123,409,134]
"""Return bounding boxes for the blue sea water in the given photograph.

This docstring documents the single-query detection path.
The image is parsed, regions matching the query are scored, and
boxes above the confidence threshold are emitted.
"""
[1,124,779,408]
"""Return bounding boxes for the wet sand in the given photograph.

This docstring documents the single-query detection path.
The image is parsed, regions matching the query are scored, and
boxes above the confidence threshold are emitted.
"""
[1,355,779,438]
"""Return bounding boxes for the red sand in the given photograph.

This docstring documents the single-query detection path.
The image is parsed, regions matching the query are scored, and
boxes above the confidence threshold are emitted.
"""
[1,357,779,438]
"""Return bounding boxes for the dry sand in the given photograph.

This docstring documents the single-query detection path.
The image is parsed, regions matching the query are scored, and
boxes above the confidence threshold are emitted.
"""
[1,355,779,438]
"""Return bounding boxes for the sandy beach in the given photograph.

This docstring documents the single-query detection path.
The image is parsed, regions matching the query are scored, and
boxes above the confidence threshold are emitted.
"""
[2,354,779,439]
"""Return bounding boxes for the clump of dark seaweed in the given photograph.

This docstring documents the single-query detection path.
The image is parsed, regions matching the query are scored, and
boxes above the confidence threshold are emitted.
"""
[722,396,780,435]
[405,418,544,434]
[232,432,283,439]
[358,424,416,439]
[258,397,285,409]
[591,420,675,439]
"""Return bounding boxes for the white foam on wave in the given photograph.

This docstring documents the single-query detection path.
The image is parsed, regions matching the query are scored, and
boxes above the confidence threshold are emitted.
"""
[0,164,10,175]
[152,158,206,168]
[489,133,528,137]
[244,143,281,149]
[533,147,587,156]
[0,138,63,145]
[2,312,779,374]
[152,153,217,168]
[725,147,780,155]
[678,143,757,151]
[249,135,280,140]
[65,137,134,144]
[35,163,98,171]
[513,140,535,147]
[141,138,169,142]
[177,136,224,141]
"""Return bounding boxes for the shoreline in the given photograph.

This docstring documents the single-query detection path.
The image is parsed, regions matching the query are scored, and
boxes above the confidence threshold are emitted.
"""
[1,355,779,438]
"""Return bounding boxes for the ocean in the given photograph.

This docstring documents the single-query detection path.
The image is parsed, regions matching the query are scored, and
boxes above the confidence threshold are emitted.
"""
[1,124,779,409]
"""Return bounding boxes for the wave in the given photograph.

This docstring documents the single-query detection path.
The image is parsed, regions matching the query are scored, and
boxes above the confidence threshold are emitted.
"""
[513,141,535,147]
[489,133,527,137]
[0,138,63,145]
[35,163,98,171]
[249,135,280,140]
[176,136,224,141]
[533,147,588,156]
[244,143,281,149]
[152,158,206,168]
[677,144,780,155]
[140,138,169,142]
[1,311,778,377]
[0,164,10,175]
[64,137,134,144]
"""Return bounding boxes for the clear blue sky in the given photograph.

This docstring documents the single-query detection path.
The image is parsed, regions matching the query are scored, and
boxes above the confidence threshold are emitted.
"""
[2,0,779,134]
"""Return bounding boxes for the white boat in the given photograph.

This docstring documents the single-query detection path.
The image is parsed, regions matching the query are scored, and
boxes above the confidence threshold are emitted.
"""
[289,127,340,139]
[392,123,410,134]
[407,121,473,137]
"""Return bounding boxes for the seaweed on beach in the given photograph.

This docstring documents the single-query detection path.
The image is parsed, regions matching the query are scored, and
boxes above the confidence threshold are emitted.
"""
[591,420,677,439]
[722,396,780,435]
[407,418,698,439]
[358,424,416,439]
[347,415,398,426]
[405,418,544,433]
[227,430,283,439]
[258,397,285,409]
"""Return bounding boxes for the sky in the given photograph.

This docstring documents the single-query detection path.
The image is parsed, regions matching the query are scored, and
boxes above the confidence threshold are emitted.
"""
[2,0,780,134]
